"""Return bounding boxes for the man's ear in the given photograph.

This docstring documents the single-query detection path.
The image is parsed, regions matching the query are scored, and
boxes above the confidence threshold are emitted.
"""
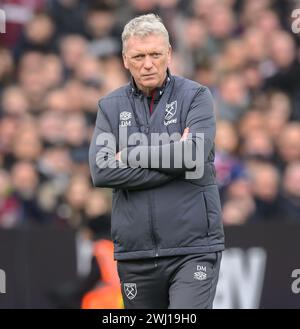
[123,53,129,69]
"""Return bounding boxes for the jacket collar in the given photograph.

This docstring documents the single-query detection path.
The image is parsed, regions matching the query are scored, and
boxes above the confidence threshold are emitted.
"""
[130,68,171,100]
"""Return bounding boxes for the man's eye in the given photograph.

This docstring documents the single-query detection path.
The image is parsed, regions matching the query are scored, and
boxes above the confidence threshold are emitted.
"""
[134,55,144,59]
[152,53,161,58]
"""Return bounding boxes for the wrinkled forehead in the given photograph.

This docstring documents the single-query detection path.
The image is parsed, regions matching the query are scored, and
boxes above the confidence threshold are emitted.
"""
[123,33,170,53]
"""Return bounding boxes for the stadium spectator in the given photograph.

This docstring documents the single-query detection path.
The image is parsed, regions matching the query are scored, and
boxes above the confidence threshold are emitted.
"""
[280,161,300,222]
[248,161,282,222]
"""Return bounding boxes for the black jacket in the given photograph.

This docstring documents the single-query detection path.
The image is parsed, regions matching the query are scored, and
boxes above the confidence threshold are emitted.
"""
[89,73,224,260]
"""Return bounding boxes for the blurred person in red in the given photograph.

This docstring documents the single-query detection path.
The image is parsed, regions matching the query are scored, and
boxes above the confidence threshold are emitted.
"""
[0,47,14,88]
[0,0,45,48]
[0,169,20,228]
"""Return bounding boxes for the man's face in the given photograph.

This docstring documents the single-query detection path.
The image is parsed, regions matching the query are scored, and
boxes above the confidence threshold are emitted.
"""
[123,33,171,94]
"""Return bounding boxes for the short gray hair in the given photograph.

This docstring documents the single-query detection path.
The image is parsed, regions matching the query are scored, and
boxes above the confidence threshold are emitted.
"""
[122,14,170,53]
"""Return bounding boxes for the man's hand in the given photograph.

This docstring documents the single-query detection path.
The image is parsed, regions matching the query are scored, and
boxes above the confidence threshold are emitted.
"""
[180,127,189,141]
[115,151,121,161]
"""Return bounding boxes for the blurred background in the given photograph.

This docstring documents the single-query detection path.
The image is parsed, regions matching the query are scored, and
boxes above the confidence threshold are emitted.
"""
[0,0,300,309]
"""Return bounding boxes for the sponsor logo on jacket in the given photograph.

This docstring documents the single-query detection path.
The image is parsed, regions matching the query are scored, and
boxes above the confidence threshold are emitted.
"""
[194,265,207,281]
[120,111,132,127]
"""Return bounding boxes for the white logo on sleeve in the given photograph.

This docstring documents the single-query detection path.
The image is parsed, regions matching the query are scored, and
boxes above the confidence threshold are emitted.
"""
[194,265,207,281]
[120,111,132,127]
[124,283,137,300]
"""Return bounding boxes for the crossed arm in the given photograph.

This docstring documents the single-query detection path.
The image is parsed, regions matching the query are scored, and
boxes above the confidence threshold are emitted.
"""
[89,87,215,190]
[89,106,180,191]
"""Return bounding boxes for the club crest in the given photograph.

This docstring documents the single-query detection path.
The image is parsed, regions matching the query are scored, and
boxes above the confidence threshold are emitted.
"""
[165,101,177,121]
[124,283,137,300]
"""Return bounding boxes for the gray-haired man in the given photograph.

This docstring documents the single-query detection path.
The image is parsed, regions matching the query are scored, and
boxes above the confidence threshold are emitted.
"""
[89,14,224,309]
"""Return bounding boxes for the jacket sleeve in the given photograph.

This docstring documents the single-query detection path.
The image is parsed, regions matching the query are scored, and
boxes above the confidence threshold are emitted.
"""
[120,87,215,177]
[89,103,177,190]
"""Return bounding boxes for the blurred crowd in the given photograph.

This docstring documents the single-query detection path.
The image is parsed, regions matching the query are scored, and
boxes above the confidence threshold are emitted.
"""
[0,0,300,232]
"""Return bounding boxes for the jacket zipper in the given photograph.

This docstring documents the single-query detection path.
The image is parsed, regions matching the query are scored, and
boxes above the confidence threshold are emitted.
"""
[149,191,159,264]
[141,95,159,260]
[149,90,156,115]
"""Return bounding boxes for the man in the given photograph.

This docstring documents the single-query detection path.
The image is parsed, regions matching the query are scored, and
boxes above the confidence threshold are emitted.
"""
[89,14,224,309]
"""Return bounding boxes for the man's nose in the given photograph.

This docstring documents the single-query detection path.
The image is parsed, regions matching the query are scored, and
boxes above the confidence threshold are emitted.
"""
[143,55,153,69]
